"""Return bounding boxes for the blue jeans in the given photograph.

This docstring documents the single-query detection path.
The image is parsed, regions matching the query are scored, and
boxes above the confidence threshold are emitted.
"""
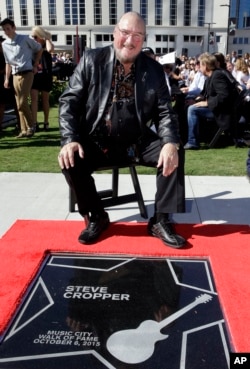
[187,105,214,147]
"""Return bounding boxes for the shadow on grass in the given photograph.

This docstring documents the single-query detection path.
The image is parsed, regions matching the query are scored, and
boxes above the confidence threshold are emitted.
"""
[0,128,61,149]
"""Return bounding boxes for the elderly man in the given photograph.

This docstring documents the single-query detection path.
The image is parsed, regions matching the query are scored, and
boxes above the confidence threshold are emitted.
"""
[58,12,186,248]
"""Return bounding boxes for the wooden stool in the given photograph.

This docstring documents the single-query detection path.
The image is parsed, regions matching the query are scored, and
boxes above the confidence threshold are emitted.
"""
[69,164,148,218]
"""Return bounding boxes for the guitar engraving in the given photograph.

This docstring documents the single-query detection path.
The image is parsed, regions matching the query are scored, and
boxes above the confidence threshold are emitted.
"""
[106,293,212,364]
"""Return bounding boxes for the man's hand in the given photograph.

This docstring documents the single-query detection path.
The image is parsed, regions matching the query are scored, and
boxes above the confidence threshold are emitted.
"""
[157,143,179,176]
[58,142,84,169]
[194,100,208,107]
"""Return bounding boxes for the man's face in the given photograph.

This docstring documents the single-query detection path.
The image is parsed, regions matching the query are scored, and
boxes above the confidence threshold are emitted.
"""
[199,61,207,76]
[113,14,145,64]
[1,24,16,39]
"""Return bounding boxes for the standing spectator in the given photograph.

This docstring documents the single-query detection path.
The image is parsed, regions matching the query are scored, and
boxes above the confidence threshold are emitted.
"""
[58,11,186,248]
[0,35,7,133]
[30,26,54,131]
[63,53,75,80]
[0,35,19,134]
[0,18,42,138]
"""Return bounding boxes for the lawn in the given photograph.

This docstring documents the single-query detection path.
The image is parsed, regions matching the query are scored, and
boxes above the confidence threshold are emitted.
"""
[0,105,248,176]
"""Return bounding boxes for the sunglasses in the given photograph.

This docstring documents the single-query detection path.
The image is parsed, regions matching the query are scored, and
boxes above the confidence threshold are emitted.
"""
[32,35,38,39]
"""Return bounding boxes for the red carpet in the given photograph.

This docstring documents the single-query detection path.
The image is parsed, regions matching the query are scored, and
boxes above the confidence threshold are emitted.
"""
[0,220,249,352]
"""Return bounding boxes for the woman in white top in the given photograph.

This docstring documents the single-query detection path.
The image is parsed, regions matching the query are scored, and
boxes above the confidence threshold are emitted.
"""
[232,58,249,89]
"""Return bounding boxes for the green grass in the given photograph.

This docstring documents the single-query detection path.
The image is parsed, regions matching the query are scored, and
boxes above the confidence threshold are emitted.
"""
[0,106,61,173]
[0,105,248,176]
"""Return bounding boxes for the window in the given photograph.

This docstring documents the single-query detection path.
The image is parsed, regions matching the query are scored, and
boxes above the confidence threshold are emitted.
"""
[140,0,148,25]
[184,0,191,26]
[156,47,175,54]
[33,0,42,25]
[65,0,71,25]
[155,0,162,26]
[66,34,73,46]
[109,0,117,25]
[94,0,102,25]
[72,0,78,25]
[243,16,250,28]
[124,0,132,13]
[169,0,177,26]
[96,34,113,42]
[64,0,85,25]
[79,0,86,25]
[49,0,57,25]
[216,35,221,43]
[198,0,205,27]
[183,35,204,43]
[20,0,28,26]
[155,35,176,43]
[6,0,14,20]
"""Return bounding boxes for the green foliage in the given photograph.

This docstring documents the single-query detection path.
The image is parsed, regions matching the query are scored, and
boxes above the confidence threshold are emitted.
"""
[49,80,68,106]
[0,105,248,176]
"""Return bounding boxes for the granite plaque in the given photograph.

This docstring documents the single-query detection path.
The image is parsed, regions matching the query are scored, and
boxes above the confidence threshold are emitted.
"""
[0,254,232,368]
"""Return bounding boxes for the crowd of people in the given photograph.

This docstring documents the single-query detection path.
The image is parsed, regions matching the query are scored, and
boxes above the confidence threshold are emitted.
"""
[0,18,74,136]
[51,51,75,81]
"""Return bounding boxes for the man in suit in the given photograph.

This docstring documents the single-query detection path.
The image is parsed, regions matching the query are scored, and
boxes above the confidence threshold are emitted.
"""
[184,52,236,150]
[58,11,186,248]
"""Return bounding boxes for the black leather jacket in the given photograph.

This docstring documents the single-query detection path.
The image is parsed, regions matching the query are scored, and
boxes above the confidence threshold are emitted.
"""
[59,45,180,147]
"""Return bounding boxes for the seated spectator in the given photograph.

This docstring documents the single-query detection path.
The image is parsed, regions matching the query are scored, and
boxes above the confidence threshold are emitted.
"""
[141,47,155,60]
[226,60,235,74]
[232,58,249,89]
[180,60,206,101]
[184,53,237,150]
[231,50,237,64]
[187,58,197,84]
[163,63,187,143]
[179,60,192,87]
[239,78,250,126]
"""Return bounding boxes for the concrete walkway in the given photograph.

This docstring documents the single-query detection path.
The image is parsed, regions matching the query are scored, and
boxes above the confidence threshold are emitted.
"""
[1,172,250,238]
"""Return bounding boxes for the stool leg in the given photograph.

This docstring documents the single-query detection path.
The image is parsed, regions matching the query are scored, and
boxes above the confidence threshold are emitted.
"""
[111,168,119,197]
[209,128,224,148]
[129,166,148,219]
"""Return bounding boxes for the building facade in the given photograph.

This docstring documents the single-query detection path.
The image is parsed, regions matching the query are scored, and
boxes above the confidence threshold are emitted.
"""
[0,0,249,57]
